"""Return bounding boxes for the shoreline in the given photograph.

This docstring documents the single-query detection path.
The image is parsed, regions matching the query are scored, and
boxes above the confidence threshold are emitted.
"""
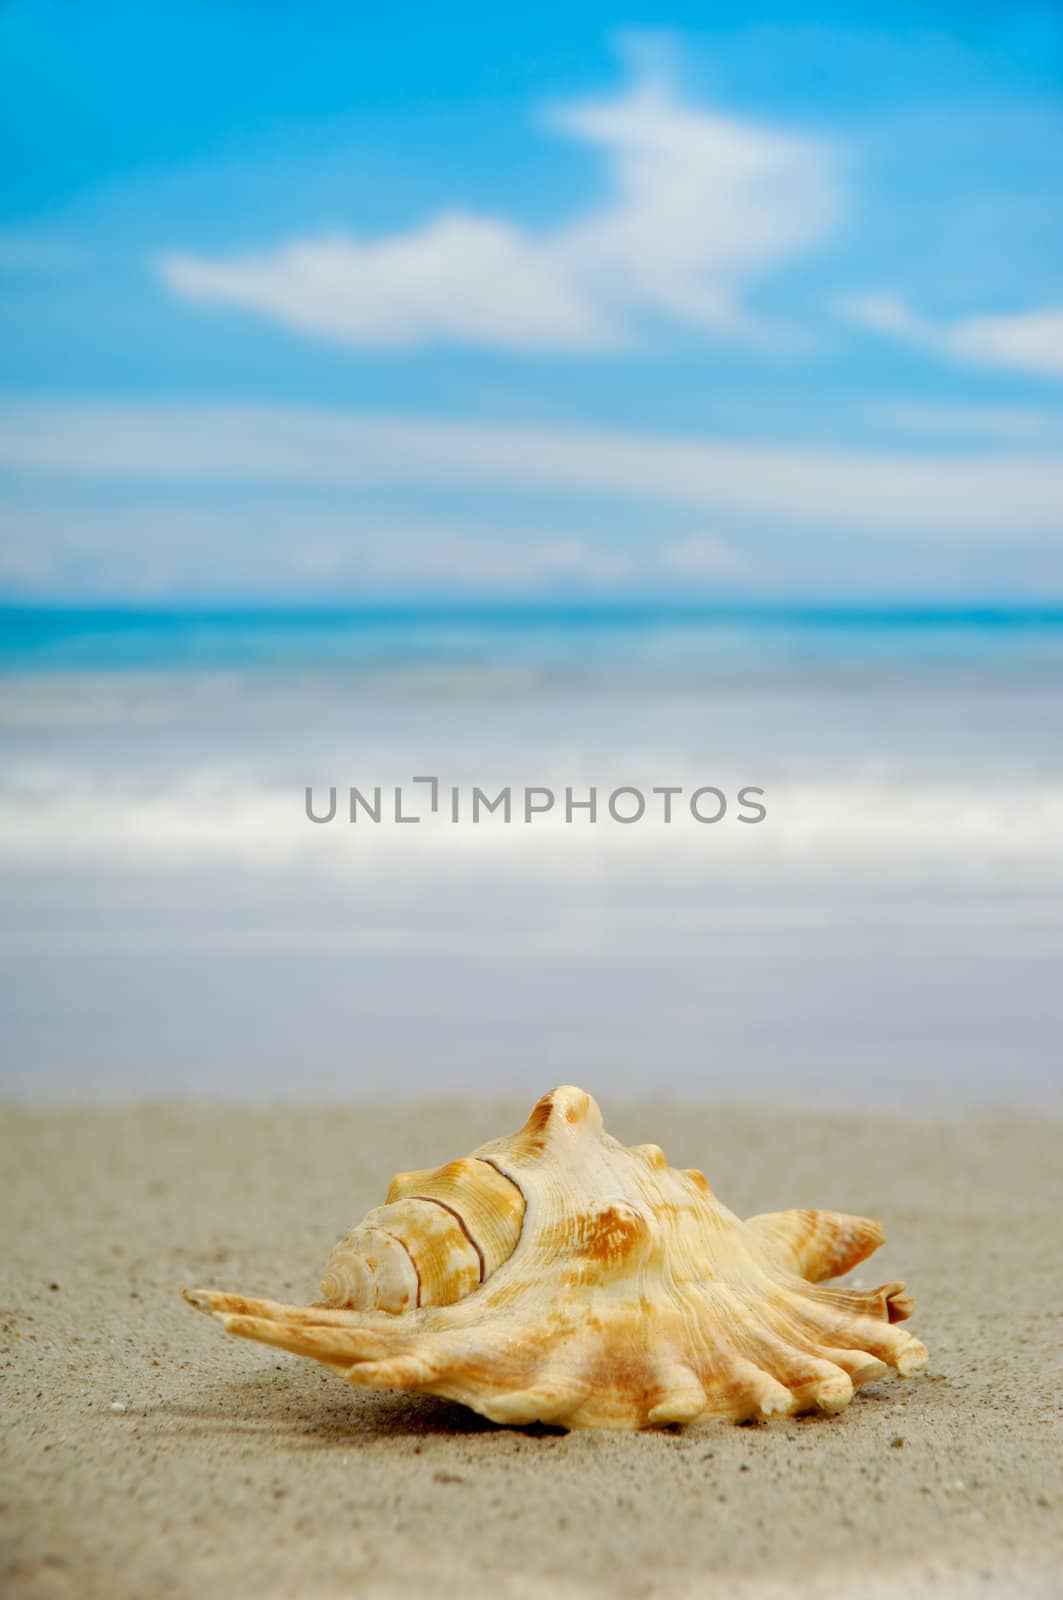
[5,1090,1063,1124]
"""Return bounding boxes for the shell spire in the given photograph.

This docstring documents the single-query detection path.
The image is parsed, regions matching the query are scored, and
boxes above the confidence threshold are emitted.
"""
[185,1086,928,1430]
[320,1156,525,1312]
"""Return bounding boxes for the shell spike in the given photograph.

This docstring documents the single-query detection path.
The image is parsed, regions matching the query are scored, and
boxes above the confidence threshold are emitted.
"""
[646,1360,709,1426]
[745,1208,886,1282]
[533,1086,600,1138]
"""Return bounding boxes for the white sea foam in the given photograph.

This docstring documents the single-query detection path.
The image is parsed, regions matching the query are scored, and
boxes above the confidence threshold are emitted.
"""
[2,764,1061,878]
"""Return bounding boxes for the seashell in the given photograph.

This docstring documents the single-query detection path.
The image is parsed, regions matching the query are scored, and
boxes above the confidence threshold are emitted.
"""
[184,1086,927,1430]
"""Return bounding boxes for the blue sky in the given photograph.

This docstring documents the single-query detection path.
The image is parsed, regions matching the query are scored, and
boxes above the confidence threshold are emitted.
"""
[1,0,1062,602]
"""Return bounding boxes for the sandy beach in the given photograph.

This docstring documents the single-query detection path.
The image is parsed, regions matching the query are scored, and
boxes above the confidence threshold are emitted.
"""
[2,1098,1060,1599]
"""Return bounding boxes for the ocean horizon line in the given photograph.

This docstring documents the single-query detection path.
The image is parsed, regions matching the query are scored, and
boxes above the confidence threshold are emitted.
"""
[7,596,1063,676]
[5,598,1063,627]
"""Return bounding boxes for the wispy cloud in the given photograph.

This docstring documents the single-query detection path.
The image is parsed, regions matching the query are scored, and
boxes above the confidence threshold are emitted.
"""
[158,77,838,353]
[662,534,751,578]
[2,402,1062,541]
[842,294,1063,379]
[0,501,642,599]
[873,403,1063,443]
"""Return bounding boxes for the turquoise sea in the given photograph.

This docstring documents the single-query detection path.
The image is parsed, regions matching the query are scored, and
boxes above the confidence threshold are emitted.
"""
[6,602,1063,678]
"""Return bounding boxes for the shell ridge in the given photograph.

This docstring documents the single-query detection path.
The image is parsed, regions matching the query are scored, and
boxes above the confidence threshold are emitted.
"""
[356,1202,478,1310]
[372,1223,423,1309]
[474,1152,527,1202]
[467,1154,533,1296]
[408,1192,486,1283]
[723,1279,862,1410]
[767,1273,926,1379]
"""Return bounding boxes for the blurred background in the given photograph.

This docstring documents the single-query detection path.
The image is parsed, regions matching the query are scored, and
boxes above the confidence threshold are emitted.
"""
[1,2,1061,1104]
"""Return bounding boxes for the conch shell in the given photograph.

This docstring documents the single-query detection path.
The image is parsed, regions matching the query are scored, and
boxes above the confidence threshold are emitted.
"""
[185,1086,927,1430]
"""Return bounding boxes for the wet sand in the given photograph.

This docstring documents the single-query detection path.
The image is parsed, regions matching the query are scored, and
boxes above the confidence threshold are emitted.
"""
[2,1099,1060,1598]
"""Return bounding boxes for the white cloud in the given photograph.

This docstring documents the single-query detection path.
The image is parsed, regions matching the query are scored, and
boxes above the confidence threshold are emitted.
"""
[0,500,638,600]
[874,403,1063,442]
[292,528,635,590]
[2,402,1062,540]
[952,310,1063,378]
[840,293,920,341]
[0,496,765,600]
[159,78,838,352]
[164,218,618,353]
[662,533,750,577]
[842,294,1063,379]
